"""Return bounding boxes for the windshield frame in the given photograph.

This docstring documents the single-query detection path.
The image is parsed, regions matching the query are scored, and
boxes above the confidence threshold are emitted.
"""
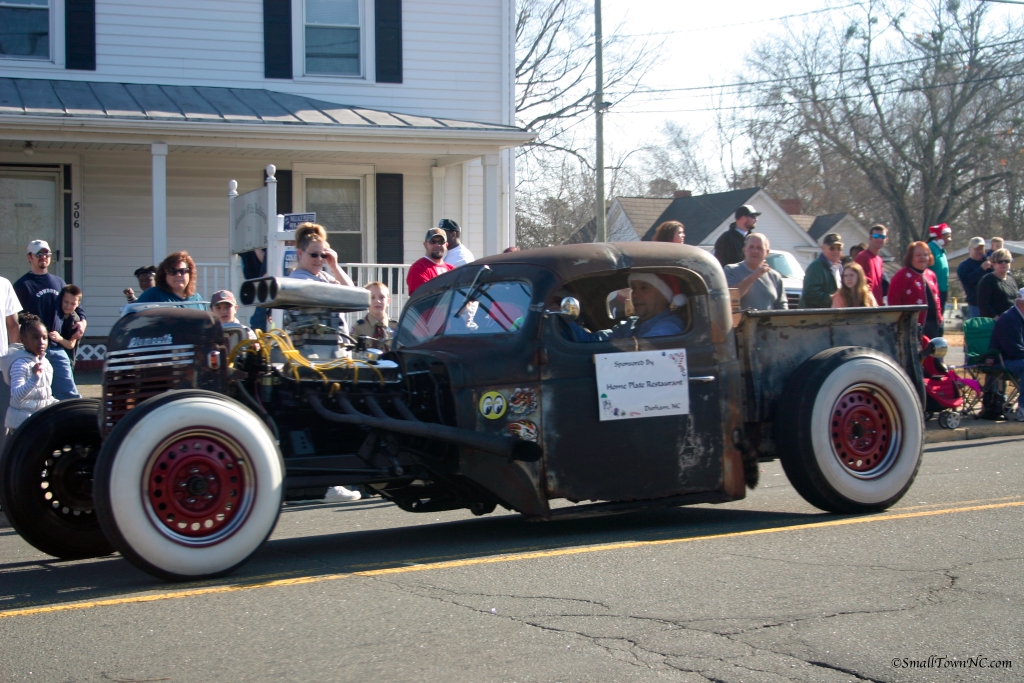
[395,279,534,347]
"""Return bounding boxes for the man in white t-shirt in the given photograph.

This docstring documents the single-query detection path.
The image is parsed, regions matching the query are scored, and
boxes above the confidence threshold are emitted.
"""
[440,219,475,267]
[0,275,23,453]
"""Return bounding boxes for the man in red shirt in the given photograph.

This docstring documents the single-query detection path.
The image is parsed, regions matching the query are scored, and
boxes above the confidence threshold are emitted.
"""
[855,224,888,304]
[407,227,456,294]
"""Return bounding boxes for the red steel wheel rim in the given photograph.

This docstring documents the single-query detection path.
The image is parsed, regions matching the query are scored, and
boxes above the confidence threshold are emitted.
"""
[144,432,253,545]
[829,384,901,478]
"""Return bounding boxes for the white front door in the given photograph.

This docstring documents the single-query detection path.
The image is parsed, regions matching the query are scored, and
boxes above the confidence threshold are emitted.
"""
[0,168,62,283]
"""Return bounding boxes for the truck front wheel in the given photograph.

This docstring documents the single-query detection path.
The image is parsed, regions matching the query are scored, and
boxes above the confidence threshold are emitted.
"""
[777,348,923,513]
[0,399,113,559]
[94,391,283,581]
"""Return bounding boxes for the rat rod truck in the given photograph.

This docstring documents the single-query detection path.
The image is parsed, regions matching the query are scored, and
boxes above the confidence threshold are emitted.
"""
[0,243,927,581]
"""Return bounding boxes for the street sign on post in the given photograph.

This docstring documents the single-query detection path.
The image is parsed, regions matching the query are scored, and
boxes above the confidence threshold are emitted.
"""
[283,212,316,230]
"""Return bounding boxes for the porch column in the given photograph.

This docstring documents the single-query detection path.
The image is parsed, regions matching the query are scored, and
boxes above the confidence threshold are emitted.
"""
[431,165,446,228]
[151,143,168,264]
[482,154,500,256]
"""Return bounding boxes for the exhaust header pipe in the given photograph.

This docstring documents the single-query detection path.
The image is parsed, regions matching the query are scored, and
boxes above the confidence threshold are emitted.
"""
[239,277,370,311]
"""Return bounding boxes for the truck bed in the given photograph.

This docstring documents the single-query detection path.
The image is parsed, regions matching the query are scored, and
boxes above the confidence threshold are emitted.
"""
[735,305,926,424]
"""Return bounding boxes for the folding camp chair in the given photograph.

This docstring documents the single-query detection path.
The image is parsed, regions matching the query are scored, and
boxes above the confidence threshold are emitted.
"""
[961,317,1022,419]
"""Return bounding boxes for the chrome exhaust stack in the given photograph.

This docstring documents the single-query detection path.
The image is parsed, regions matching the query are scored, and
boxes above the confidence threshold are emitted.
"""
[239,277,370,311]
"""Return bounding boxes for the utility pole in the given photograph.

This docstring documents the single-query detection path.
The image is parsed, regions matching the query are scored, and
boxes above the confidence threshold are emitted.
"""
[594,0,606,243]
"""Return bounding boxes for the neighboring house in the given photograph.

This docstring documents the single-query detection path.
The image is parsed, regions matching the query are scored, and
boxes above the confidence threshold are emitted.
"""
[0,0,530,337]
[640,188,821,268]
[567,196,672,244]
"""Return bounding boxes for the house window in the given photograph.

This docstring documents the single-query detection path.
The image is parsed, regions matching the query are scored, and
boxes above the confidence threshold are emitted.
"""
[0,0,50,60]
[305,177,363,262]
[305,0,360,76]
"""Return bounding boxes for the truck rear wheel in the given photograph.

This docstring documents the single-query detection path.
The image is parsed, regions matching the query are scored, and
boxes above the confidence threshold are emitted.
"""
[777,347,923,513]
[94,391,283,581]
[0,399,113,559]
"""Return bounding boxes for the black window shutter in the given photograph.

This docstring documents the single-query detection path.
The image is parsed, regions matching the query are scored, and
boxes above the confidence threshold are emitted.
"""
[376,174,404,263]
[264,0,293,79]
[273,169,293,214]
[65,0,96,71]
[375,0,402,84]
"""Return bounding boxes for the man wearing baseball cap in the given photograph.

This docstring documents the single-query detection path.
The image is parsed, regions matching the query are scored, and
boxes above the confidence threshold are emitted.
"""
[439,219,475,268]
[957,236,992,319]
[13,240,84,399]
[714,205,760,268]
[990,287,1024,421]
[800,233,844,309]
[569,273,686,341]
[406,227,455,295]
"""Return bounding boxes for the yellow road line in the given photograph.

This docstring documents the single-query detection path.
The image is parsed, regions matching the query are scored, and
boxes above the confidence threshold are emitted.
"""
[2,499,1022,620]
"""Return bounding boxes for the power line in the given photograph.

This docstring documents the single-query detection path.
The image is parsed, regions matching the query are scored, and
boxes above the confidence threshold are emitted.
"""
[612,3,863,38]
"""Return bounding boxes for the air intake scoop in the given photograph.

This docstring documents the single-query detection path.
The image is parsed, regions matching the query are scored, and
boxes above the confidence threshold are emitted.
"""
[240,277,371,311]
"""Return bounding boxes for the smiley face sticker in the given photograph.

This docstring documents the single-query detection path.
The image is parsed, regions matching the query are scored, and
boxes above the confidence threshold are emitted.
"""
[479,391,507,420]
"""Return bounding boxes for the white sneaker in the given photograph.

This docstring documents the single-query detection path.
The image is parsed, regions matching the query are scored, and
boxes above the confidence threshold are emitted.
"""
[323,486,361,502]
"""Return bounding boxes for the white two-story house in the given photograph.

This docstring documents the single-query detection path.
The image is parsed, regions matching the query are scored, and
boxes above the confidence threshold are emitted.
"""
[0,0,530,339]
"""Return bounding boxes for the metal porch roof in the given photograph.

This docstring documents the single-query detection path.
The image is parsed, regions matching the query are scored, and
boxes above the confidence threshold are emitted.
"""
[0,77,523,134]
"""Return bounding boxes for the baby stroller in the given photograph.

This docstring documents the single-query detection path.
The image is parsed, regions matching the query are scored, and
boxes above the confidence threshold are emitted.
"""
[922,336,984,429]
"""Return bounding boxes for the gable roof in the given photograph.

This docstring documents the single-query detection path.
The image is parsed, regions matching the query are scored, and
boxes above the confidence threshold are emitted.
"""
[615,197,674,236]
[807,213,847,241]
[789,214,815,231]
[0,77,527,135]
[640,187,760,243]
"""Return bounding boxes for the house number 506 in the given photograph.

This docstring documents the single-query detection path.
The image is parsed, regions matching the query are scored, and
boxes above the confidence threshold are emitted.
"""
[73,202,81,229]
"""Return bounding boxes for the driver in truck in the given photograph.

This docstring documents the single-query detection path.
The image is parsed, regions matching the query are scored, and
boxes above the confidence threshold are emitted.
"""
[568,273,686,342]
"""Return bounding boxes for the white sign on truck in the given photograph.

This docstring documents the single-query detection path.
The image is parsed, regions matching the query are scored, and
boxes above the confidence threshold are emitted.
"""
[594,349,689,421]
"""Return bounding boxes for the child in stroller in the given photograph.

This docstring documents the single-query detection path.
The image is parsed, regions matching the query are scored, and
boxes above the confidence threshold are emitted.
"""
[922,336,984,429]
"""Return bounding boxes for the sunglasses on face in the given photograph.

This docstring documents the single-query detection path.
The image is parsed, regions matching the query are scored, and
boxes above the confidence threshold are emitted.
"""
[870,234,886,239]
[827,245,843,252]
[33,251,51,258]
[995,260,1013,265]
[306,251,326,259]
[168,267,190,276]
[429,237,446,245]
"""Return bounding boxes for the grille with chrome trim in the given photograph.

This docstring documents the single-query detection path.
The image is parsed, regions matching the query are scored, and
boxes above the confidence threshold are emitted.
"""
[101,344,196,435]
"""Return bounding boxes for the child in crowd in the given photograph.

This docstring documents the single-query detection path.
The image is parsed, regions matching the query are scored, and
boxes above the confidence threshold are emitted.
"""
[1,314,58,432]
[48,284,83,369]
[351,281,398,350]
[210,290,256,340]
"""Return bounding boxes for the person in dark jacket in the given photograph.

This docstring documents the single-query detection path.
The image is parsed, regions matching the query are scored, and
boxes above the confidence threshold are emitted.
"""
[800,233,844,308]
[991,288,1024,420]
[957,236,992,319]
[977,248,1018,319]
[714,205,759,267]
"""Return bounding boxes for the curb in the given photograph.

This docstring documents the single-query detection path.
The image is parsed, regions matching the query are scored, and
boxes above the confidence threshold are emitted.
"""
[925,420,1024,444]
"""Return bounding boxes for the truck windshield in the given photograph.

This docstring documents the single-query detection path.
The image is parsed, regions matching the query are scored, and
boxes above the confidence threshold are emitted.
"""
[765,253,797,278]
[396,281,532,347]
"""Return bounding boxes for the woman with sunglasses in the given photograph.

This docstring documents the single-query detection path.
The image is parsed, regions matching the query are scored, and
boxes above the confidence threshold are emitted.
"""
[889,242,943,338]
[134,251,205,309]
[290,223,355,287]
[977,248,1018,319]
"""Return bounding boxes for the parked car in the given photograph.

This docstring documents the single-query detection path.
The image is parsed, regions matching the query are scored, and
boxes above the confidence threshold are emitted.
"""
[0,243,927,582]
[765,249,805,308]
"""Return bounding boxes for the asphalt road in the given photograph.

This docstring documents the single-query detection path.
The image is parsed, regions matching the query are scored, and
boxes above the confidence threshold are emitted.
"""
[1,437,1021,683]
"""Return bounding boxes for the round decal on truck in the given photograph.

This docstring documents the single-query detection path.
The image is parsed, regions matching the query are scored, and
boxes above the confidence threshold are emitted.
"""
[479,391,507,420]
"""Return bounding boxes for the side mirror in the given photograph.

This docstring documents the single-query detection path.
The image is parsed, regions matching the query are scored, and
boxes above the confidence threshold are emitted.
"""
[545,296,580,321]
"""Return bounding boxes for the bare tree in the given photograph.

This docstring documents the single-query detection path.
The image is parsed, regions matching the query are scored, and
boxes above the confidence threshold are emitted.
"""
[515,0,660,167]
[744,0,1024,246]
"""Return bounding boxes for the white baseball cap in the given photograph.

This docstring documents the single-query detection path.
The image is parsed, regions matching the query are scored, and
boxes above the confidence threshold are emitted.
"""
[27,239,50,255]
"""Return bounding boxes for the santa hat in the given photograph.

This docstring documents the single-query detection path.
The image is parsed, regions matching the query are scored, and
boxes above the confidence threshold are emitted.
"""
[928,223,951,239]
[627,273,687,307]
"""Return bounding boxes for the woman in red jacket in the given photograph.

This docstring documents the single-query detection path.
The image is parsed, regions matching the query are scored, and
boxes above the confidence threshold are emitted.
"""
[889,241,943,338]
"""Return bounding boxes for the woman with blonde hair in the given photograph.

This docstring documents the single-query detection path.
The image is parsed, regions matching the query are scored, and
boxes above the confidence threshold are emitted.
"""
[652,221,685,244]
[289,222,355,286]
[831,262,877,308]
